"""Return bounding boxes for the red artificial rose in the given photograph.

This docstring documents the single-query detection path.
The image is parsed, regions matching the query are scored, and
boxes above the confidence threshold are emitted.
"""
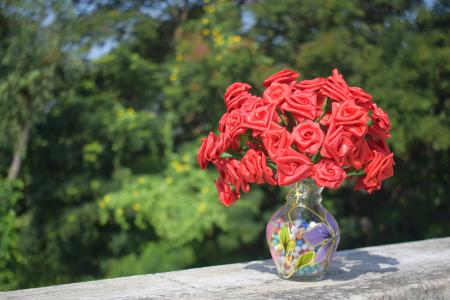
[312,158,347,188]
[244,103,277,131]
[249,120,283,139]
[319,112,333,127]
[215,176,240,206]
[241,95,262,113]
[218,132,233,151]
[292,121,325,155]
[218,113,228,132]
[261,127,294,161]
[262,83,291,106]
[241,96,276,137]
[314,92,327,118]
[293,77,326,92]
[343,139,373,170]
[216,158,250,193]
[349,86,372,109]
[356,150,394,193]
[199,69,394,204]
[368,104,391,139]
[219,109,247,138]
[332,100,369,138]
[320,125,357,165]
[197,132,218,169]
[198,132,234,169]
[280,91,317,122]
[321,68,350,102]
[263,69,300,87]
[224,82,252,112]
[367,136,391,155]
[240,149,277,185]
[276,147,313,186]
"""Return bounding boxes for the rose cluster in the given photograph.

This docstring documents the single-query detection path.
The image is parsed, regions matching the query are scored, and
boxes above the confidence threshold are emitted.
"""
[198,69,394,206]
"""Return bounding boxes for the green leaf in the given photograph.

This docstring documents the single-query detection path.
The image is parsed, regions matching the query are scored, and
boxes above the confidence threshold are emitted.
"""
[311,150,322,164]
[346,169,365,176]
[279,225,291,252]
[295,251,315,269]
[276,108,288,126]
[267,159,277,170]
[285,111,297,130]
[220,152,234,159]
[287,240,296,252]
[239,130,250,146]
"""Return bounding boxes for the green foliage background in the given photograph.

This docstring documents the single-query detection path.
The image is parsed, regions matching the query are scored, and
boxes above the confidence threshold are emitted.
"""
[0,0,449,291]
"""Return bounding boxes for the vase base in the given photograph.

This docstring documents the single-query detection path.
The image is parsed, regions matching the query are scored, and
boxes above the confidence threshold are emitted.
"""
[279,272,326,282]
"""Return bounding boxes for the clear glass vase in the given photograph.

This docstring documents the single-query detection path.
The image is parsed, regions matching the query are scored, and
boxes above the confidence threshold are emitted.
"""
[266,178,340,281]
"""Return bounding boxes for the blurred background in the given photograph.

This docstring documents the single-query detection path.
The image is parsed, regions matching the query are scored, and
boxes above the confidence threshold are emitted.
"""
[0,0,449,291]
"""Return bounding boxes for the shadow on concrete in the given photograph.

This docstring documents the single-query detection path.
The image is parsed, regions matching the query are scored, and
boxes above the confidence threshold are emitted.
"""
[244,259,278,275]
[244,250,399,281]
[326,250,399,281]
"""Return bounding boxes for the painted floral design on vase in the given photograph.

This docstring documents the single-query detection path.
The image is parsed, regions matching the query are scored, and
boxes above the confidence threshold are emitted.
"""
[266,178,340,281]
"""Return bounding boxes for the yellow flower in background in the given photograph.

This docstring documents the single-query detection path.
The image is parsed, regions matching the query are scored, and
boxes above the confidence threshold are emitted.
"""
[176,54,184,62]
[214,36,224,46]
[212,29,220,37]
[197,201,208,214]
[103,194,111,203]
[182,154,190,162]
[138,177,145,185]
[127,107,135,114]
[204,5,215,14]
[201,18,209,25]
[172,160,190,173]
[202,28,210,36]
[170,74,177,81]
[132,203,141,212]
[229,35,242,43]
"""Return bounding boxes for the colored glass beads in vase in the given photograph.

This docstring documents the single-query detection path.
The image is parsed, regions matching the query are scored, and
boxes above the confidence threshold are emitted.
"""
[266,179,340,281]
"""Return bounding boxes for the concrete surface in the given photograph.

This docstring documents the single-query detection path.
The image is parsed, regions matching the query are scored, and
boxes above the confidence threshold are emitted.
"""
[1,237,450,300]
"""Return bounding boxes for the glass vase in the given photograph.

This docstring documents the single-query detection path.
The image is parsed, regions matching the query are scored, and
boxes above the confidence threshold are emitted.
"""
[266,178,340,281]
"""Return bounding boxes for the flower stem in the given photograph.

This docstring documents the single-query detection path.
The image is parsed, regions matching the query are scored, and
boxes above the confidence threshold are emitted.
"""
[314,98,331,123]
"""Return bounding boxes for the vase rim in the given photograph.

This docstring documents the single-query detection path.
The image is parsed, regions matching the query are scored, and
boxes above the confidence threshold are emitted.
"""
[288,178,324,193]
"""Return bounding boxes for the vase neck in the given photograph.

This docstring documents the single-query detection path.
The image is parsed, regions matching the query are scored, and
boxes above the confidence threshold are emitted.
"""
[286,178,323,207]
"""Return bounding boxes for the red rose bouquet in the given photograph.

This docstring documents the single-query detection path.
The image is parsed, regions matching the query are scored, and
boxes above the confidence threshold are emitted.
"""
[198,69,394,206]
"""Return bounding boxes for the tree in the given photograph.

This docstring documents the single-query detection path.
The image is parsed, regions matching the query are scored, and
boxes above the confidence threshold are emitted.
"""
[0,0,448,291]
[0,0,80,289]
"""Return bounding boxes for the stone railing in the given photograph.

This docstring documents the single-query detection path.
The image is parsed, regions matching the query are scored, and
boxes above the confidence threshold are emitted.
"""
[1,237,450,299]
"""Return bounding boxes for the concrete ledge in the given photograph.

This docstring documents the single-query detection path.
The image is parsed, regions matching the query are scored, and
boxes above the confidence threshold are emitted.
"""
[1,237,450,299]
